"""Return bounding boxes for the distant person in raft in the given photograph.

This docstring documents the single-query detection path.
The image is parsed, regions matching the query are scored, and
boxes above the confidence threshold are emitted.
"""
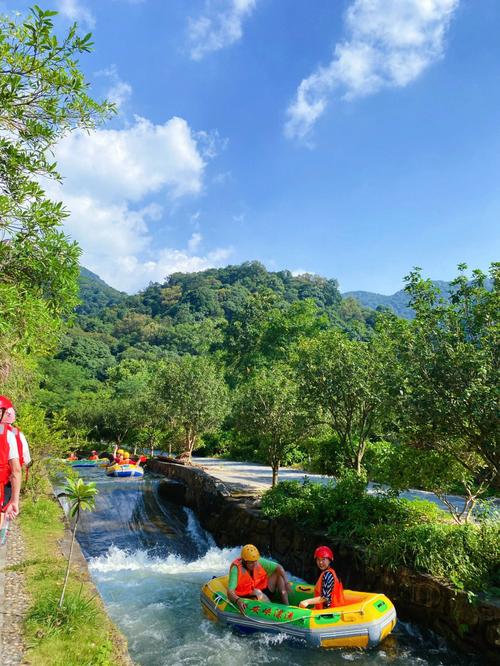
[88,450,99,461]
[67,452,78,461]
[227,544,292,614]
[298,546,345,609]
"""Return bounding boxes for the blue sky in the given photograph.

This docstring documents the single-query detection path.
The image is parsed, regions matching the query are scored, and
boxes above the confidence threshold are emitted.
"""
[5,0,500,293]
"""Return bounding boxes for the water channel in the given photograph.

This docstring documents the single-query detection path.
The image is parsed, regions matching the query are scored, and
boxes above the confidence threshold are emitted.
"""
[70,468,480,666]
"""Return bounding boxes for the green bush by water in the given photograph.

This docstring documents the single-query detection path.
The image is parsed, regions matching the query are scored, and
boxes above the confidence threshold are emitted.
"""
[261,475,500,595]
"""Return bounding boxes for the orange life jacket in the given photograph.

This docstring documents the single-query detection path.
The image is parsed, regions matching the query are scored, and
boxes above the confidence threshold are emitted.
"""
[231,558,268,597]
[0,424,12,506]
[314,566,345,609]
[88,454,99,460]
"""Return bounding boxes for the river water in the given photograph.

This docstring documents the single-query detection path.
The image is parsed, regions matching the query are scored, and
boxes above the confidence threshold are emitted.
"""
[71,468,479,666]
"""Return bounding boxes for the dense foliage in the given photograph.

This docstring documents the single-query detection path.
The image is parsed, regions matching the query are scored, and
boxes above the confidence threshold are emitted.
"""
[261,478,500,595]
[0,7,112,377]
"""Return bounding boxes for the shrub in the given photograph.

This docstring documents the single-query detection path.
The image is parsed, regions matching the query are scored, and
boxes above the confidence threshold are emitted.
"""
[261,479,500,594]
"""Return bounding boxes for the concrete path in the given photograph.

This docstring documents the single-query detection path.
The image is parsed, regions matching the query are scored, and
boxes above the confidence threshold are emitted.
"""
[192,457,491,514]
[0,521,28,665]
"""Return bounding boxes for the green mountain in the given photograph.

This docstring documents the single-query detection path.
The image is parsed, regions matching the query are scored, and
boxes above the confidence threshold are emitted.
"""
[69,262,376,368]
[77,267,127,315]
[343,281,452,319]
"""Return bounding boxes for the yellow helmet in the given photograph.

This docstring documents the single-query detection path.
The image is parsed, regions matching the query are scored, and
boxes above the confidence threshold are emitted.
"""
[117,449,125,454]
[241,544,260,562]
[123,452,130,458]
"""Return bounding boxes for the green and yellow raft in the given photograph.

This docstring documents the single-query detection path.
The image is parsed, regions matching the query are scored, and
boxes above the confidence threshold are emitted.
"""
[201,575,396,649]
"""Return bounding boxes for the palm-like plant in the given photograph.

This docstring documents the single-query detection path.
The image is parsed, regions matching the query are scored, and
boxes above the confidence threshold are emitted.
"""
[59,477,98,608]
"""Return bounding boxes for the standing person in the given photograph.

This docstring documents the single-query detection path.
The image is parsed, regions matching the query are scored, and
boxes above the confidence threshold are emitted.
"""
[0,396,22,522]
[227,544,291,614]
[298,546,345,609]
[2,399,32,480]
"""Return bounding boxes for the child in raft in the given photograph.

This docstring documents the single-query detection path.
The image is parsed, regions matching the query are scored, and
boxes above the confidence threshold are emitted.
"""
[299,546,345,609]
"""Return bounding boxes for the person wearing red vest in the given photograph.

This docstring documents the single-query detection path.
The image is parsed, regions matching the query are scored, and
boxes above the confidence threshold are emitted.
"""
[227,544,291,614]
[299,546,345,609]
[0,396,22,521]
[88,451,99,461]
[2,400,32,478]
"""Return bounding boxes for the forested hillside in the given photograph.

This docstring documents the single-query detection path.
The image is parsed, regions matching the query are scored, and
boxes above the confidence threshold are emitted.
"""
[342,280,452,318]
[65,262,377,372]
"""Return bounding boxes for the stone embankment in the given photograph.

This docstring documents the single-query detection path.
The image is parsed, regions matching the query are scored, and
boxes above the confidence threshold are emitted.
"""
[148,458,500,662]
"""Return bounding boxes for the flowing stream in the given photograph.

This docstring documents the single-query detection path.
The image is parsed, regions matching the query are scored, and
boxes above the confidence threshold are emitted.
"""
[71,468,479,666]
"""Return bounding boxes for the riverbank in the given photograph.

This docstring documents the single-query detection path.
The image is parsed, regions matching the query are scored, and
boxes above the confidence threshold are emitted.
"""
[149,458,500,662]
[0,482,134,666]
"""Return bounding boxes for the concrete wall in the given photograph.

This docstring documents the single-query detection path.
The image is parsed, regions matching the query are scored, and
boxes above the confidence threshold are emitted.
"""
[148,459,500,662]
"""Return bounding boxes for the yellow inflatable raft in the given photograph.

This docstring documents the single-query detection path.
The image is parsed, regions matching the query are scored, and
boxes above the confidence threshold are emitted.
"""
[201,576,396,649]
[105,463,144,478]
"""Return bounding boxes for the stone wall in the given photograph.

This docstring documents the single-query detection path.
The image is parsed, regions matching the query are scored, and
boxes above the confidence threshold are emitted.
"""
[148,459,500,662]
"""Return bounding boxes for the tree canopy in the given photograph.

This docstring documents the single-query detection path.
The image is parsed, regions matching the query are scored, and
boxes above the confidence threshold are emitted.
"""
[0,6,112,374]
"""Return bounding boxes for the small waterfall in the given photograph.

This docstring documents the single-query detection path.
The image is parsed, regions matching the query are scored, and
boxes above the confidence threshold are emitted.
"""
[183,506,217,555]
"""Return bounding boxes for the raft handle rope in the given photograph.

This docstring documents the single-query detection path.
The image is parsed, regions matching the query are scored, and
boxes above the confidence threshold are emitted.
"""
[207,582,313,627]
[319,593,386,620]
[206,583,386,626]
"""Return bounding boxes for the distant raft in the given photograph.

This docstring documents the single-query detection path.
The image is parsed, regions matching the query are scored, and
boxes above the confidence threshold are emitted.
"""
[67,459,106,467]
[105,463,144,478]
[200,576,396,649]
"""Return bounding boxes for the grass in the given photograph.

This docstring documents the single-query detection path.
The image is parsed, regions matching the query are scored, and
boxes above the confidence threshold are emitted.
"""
[16,479,130,666]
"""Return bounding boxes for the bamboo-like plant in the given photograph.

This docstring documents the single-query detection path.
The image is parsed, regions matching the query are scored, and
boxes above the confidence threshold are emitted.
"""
[59,477,98,608]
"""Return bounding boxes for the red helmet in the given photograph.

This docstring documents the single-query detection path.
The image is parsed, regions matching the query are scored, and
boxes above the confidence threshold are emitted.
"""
[314,546,333,561]
[0,395,14,410]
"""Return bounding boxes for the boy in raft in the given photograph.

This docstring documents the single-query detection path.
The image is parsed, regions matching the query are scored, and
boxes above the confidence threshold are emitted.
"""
[299,546,345,609]
[227,544,292,614]
[88,450,99,461]
[67,452,78,461]
[0,396,23,522]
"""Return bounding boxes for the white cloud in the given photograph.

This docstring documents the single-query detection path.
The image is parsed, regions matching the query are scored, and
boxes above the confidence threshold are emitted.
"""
[187,232,203,252]
[57,0,95,28]
[43,116,231,292]
[97,66,132,110]
[188,0,257,60]
[285,0,459,140]
[56,116,206,202]
[61,193,232,291]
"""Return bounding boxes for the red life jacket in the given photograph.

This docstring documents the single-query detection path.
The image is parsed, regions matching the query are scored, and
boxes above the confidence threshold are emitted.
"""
[88,454,99,460]
[314,567,345,609]
[231,558,268,597]
[0,424,12,506]
[7,425,24,467]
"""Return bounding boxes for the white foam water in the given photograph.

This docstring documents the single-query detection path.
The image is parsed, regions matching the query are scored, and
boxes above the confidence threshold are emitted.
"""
[89,543,239,576]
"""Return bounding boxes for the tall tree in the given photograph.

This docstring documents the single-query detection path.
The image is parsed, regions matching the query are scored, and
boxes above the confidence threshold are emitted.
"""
[0,6,112,373]
[297,330,390,474]
[153,355,229,461]
[392,263,499,520]
[234,365,308,486]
